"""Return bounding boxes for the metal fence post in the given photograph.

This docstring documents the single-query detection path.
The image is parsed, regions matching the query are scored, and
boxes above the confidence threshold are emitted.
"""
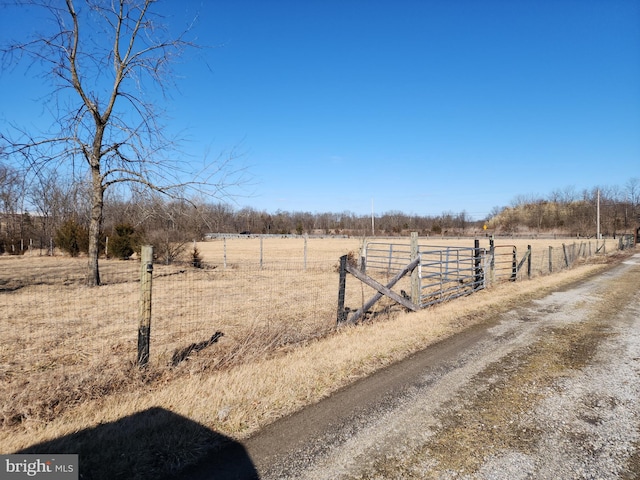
[137,245,153,367]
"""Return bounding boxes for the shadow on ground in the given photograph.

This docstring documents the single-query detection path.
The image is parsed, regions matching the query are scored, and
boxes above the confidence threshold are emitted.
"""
[18,407,258,480]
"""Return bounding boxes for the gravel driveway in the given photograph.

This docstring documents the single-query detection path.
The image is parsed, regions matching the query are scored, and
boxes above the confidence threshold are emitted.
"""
[185,254,640,480]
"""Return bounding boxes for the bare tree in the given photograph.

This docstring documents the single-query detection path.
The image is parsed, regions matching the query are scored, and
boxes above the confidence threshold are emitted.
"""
[0,164,20,217]
[1,0,244,285]
[27,168,74,245]
[0,163,22,251]
[454,210,469,234]
[626,178,640,226]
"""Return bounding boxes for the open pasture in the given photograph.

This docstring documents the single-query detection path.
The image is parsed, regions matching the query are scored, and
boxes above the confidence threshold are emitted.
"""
[195,234,588,270]
[0,234,611,452]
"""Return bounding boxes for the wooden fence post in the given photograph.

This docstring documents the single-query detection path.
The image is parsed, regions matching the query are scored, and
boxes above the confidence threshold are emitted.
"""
[562,243,569,268]
[410,232,420,304]
[510,246,517,281]
[549,246,553,273]
[527,245,532,278]
[360,240,367,273]
[358,237,366,272]
[488,237,495,287]
[137,245,153,367]
[336,255,348,324]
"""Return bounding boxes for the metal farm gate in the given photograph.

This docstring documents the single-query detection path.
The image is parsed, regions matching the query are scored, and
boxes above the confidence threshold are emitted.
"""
[418,244,484,306]
[338,234,634,325]
[362,239,489,308]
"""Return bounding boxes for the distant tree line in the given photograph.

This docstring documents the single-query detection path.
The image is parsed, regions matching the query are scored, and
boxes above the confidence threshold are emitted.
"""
[1,164,638,257]
[489,180,640,238]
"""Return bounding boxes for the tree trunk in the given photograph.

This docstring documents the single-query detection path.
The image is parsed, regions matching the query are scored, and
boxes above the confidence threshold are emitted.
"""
[87,166,104,287]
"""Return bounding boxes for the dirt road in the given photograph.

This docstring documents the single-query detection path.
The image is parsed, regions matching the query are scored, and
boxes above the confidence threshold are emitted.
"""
[184,254,640,479]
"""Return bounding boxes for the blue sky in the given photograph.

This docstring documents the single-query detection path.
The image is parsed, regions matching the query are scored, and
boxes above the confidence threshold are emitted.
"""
[1,0,639,220]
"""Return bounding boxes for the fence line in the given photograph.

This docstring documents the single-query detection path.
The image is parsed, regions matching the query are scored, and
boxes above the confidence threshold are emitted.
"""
[0,251,346,433]
[355,235,634,314]
[1,233,636,431]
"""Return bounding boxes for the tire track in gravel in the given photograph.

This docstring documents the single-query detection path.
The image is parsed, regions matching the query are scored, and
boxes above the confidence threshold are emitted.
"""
[183,254,640,480]
[371,260,640,480]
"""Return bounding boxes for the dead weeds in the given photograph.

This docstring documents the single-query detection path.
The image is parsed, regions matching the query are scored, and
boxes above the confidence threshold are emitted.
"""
[0,240,635,479]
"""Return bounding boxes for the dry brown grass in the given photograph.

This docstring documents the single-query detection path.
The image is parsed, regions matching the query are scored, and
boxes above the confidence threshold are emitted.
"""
[0,235,628,478]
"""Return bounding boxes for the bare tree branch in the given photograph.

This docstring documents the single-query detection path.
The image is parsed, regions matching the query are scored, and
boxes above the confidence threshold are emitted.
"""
[1,0,247,285]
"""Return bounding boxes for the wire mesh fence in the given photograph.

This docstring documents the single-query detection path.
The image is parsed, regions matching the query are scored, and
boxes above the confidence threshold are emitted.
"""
[1,241,356,357]
[512,240,615,281]
[0,237,365,428]
[0,234,632,430]
[149,260,342,369]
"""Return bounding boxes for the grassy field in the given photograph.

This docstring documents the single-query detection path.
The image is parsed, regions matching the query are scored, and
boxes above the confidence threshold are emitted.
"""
[195,234,598,267]
[0,234,625,479]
